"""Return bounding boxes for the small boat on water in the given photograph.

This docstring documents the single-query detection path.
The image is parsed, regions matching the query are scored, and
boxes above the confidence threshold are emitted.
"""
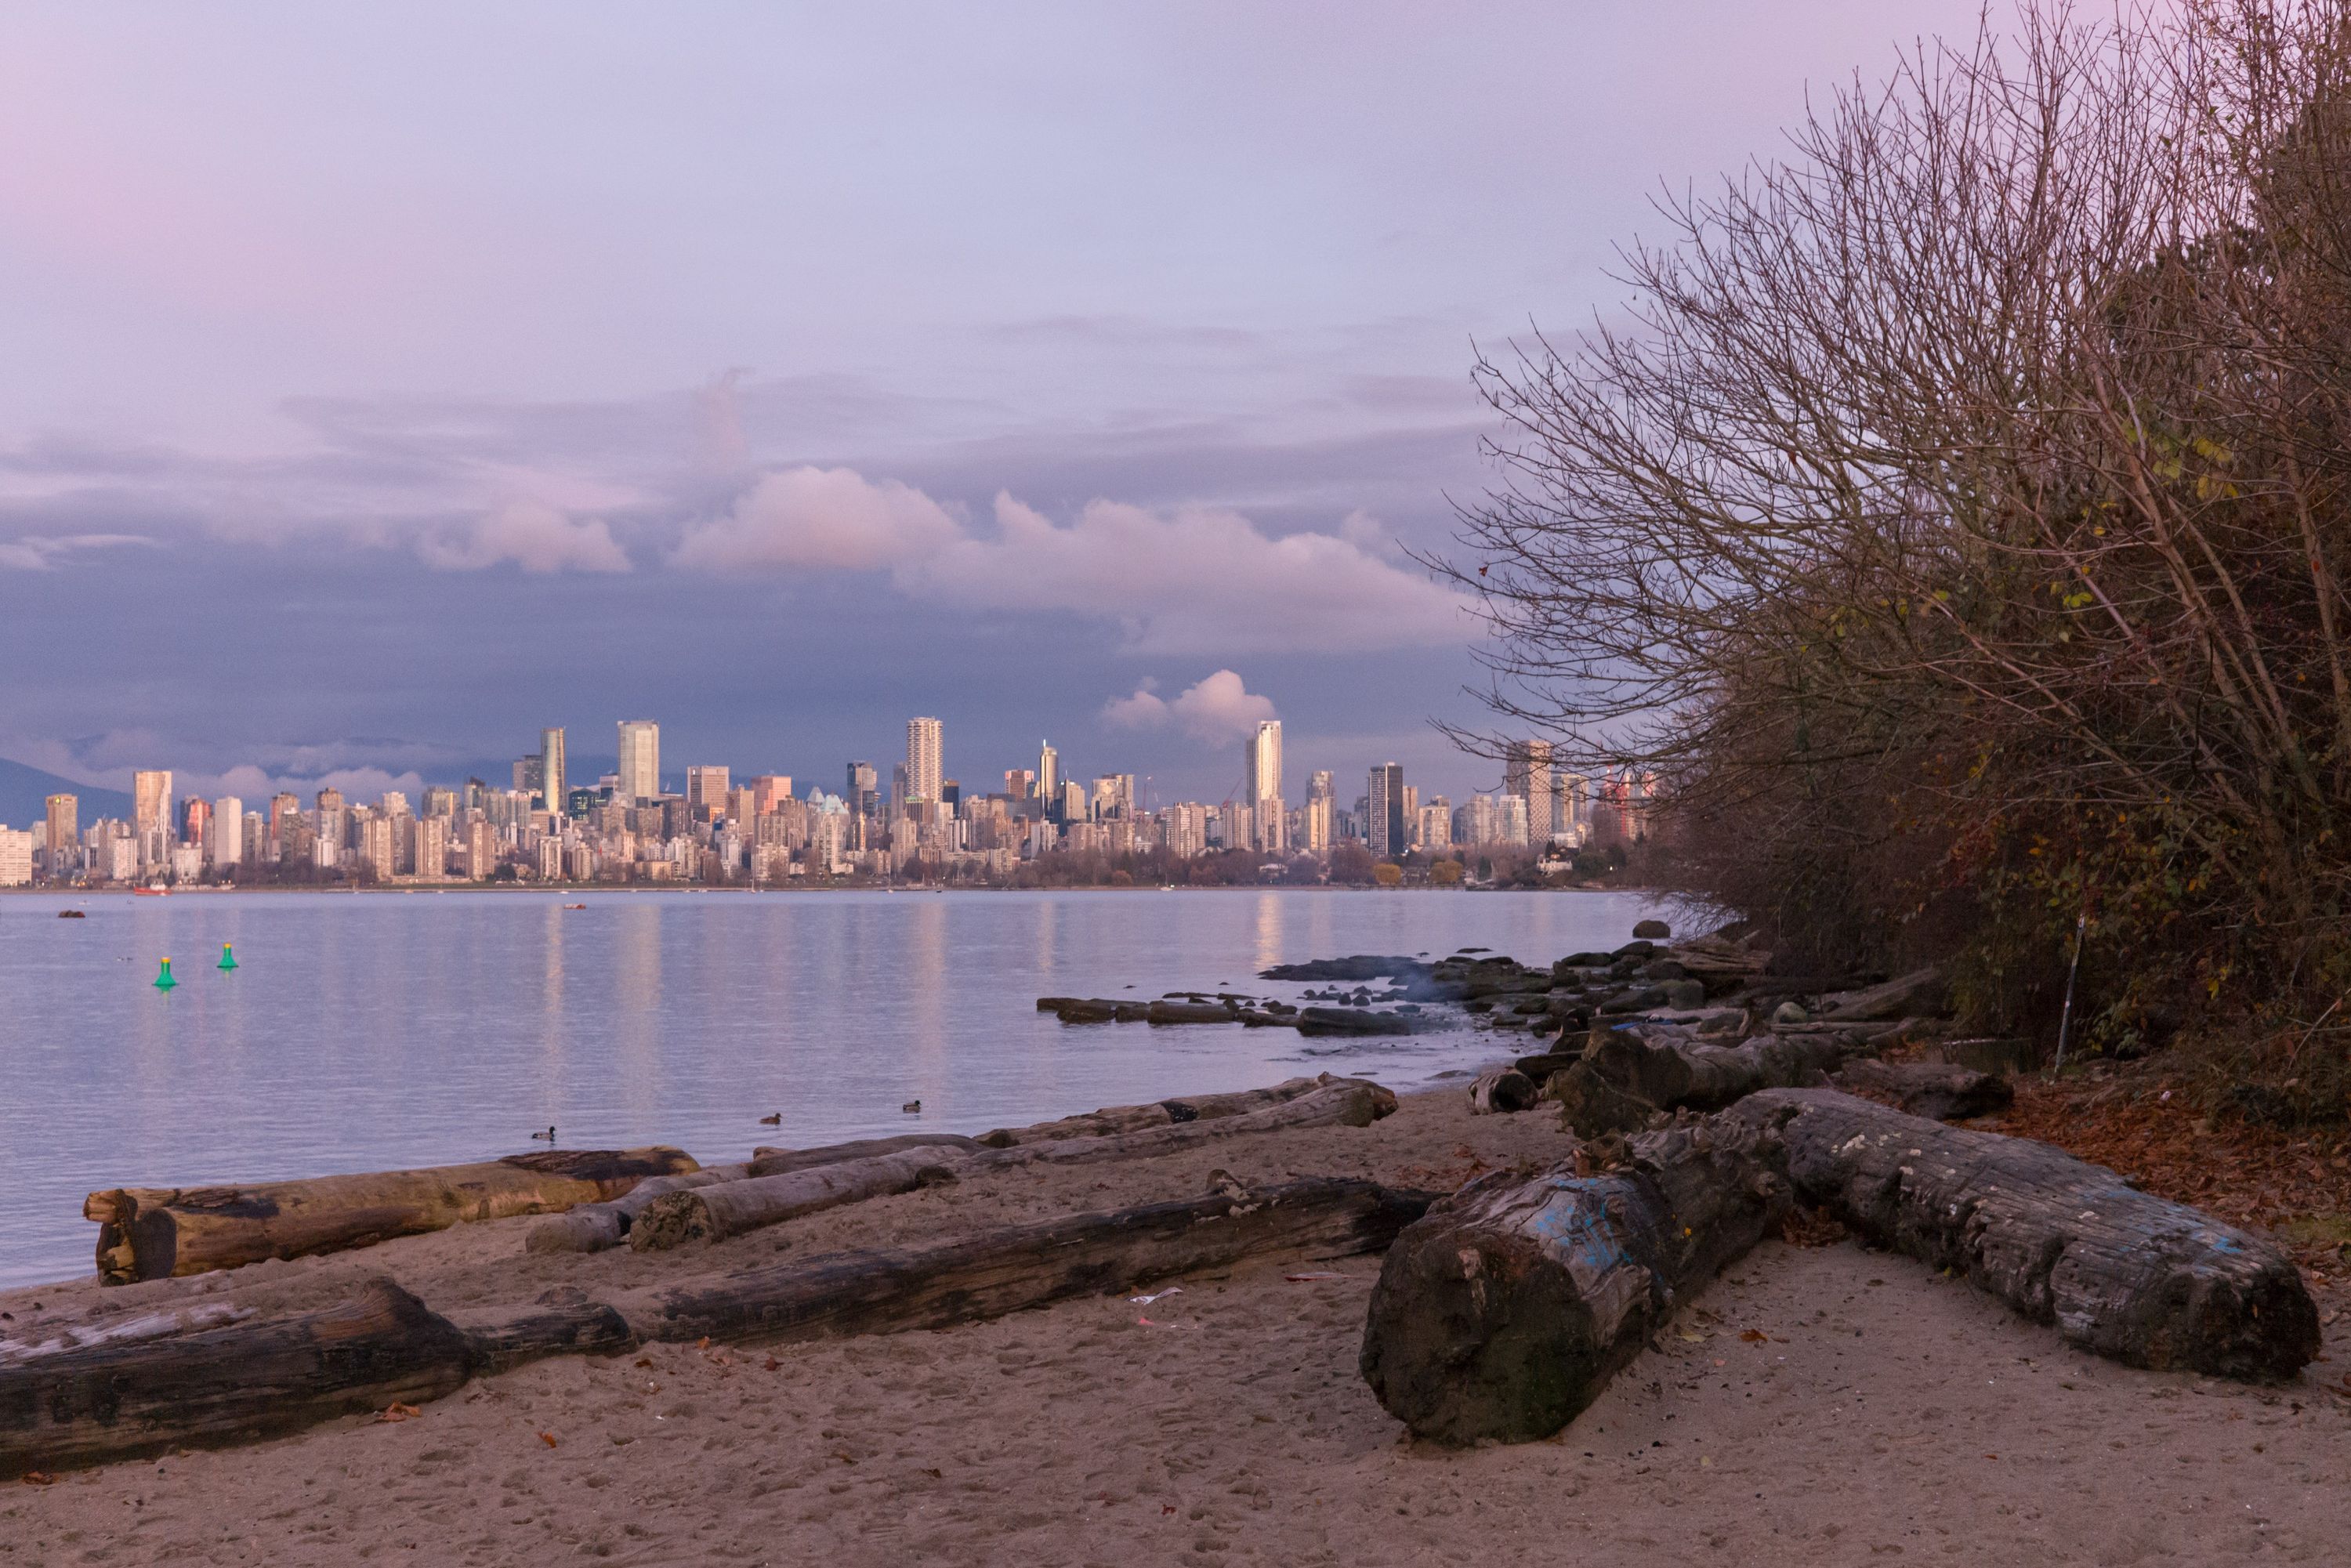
[133,886,168,896]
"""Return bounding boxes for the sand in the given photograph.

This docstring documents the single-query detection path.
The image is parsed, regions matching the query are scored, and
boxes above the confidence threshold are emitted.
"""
[4,1085,2349,1566]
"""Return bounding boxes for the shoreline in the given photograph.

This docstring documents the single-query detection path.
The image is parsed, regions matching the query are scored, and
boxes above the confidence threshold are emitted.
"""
[7,1082,2346,1563]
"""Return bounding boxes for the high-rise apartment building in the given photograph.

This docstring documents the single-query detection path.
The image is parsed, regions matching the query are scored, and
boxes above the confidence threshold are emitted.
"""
[750,775,795,817]
[618,720,660,802]
[1367,764,1405,859]
[686,765,730,815]
[1505,739,1556,846]
[1244,720,1284,852]
[211,798,244,869]
[541,728,568,818]
[846,762,878,818]
[906,717,942,804]
[132,770,172,839]
[44,794,76,867]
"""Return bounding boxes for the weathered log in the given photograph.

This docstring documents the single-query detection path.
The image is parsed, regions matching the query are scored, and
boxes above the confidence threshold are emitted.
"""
[629,1078,1399,1251]
[1725,1088,2320,1378]
[1295,1006,1417,1036]
[1469,1069,1538,1115]
[1832,1058,2013,1121]
[521,1163,750,1255]
[630,1146,965,1251]
[0,1277,473,1477]
[89,1147,698,1283]
[976,1077,1326,1147]
[748,1132,980,1176]
[610,1177,1431,1347]
[448,1289,636,1373]
[1547,1027,1854,1137]
[1360,1116,1791,1446]
[1822,965,1947,1022]
[1147,999,1236,1024]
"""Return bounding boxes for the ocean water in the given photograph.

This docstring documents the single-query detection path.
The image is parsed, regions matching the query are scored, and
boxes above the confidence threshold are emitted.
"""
[0,886,1680,1287]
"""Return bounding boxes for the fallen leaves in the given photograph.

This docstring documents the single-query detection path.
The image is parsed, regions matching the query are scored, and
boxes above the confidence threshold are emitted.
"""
[20,1471,56,1487]
[538,1431,560,1448]
[1739,1329,1771,1344]
[372,1403,422,1424]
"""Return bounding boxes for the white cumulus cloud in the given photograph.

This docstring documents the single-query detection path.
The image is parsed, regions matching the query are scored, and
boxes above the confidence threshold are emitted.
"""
[670,465,963,572]
[418,500,631,574]
[0,533,154,570]
[670,466,1470,655]
[1103,669,1278,745]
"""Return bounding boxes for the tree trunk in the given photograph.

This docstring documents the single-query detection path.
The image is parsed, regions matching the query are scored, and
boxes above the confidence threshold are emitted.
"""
[609,1176,1431,1347]
[0,1278,473,1478]
[88,1148,698,1284]
[448,1291,636,1373]
[747,1133,980,1175]
[1469,1069,1538,1114]
[627,1078,1398,1251]
[1726,1088,2320,1379]
[1547,1027,1854,1137]
[522,1163,752,1256]
[1360,1116,1791,1445]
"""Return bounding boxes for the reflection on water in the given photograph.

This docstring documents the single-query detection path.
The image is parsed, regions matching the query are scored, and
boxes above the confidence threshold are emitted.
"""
[0,886,1682,1285]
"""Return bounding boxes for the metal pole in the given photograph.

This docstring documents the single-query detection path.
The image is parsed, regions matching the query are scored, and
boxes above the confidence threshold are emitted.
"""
[2050,911,2088,1077]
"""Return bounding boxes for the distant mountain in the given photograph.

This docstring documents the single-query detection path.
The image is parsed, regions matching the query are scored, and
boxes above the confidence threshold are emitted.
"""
[0,759,132,830]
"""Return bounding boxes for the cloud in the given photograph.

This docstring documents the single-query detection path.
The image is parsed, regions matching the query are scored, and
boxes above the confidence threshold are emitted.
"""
[0,532,154,570]
[670,465,964,572]
[672,466,1472,655]
[1103,669,1277,745]
[417,500,631,574]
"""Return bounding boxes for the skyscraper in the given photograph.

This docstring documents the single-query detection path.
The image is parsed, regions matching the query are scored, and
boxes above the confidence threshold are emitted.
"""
[618,720,660,802]
[1038,741,1059,805]
[43,794,76,867]
[1368,763,1405,859]
[906,716,942,804]
[1244,720,1284,852]
[132,771,172,839]
[686,765,730,815]
[846,761,878,818]
[211,798,244,870]
[541,728,568,818]
[1505,738,1556,846]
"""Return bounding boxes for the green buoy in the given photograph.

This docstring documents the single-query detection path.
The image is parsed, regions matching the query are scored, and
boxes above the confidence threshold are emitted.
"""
[218,943,238,971]
[154,958,177,990]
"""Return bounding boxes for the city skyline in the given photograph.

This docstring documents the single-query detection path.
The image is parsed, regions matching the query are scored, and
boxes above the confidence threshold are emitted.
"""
[0,5,1989,824]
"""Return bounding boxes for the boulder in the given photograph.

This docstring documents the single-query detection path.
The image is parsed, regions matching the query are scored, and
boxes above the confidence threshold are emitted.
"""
[1632,918,1672,939]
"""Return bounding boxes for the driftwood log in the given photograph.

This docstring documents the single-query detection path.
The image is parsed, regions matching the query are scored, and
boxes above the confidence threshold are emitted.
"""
[1548,1028,1855,1137]
[628,1077,1397,1251]
[1726,1088,2320,1378]
[1360,1116,1791,1445]
[1831,1059,2013,1121]
[974,1077,1327,1147]
[0,1277,473,1477]
[610,1176,1430,1346]
[88,1147,697,1284]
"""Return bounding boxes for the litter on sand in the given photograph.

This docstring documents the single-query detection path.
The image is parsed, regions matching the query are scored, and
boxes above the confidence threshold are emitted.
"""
[1128,1287,1184,1305]
[1284,1271,1344,1282]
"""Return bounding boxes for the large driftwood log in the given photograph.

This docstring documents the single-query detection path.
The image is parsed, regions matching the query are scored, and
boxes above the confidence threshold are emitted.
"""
[1469,1069,1538,1115]
[629,1078,1398,1251]
[1548,1028,1854,1137]
[629,1146,966,1251]
[0,1277,473,1477]
[1360,1117,1791,1445]
[89,1147,698,1283]
[611,1177,1430,1346]
[525,1134,984,1255]
[1726,1089,2320,1378]
[976,1077,1327,1147]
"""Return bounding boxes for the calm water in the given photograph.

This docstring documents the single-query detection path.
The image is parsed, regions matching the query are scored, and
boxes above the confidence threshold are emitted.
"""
[0,887,1676,1286]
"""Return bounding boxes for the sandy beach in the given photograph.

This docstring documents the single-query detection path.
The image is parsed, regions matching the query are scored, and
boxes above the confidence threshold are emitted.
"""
[3,1085,2348,1567]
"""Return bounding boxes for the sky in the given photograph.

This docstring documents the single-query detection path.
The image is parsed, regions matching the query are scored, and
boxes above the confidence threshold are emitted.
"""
[0,1,1994,811]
